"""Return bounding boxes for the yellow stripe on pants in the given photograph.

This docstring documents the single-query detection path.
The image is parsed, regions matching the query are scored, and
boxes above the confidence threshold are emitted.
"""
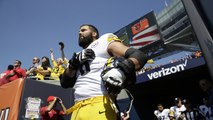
[66,95,117,120]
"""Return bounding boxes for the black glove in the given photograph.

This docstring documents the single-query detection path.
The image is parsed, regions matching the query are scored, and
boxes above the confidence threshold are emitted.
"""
[69,49,95,69]
[59,42,64,50]
[105,81,123,95]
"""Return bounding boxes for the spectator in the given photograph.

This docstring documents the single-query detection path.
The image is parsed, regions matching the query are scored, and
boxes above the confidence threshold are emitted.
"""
[169,110,175,120]
[26,57,40,79]
[6,60,26,81]
[179,99,205,120]
[194,51,202,58]
[199,96,213,120]
[170,97,186,119]
[154,103,170,120]
[49,49,65,80]
[40,96,67,120]
[0,65,14,86]
[199,78,213,112]
[35,56,52,80]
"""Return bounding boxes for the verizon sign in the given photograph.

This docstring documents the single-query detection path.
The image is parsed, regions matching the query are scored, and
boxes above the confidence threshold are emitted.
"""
[147,60,187,80]
[136,57,205,83]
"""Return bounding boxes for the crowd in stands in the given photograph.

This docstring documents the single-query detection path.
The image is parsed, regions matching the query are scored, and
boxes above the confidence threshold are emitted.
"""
[154,78,213,120]
[153,97,209,120]
[137,50,203,74]
[0,42,68,86]
[0,60,26,86]
[0,41,70,119]
[0,46,203,86]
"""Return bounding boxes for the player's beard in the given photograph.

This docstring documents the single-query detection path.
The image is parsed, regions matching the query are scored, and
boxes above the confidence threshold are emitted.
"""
[79,33,93,49]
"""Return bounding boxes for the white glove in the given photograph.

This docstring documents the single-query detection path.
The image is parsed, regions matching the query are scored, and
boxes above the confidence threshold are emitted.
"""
[102,68,126,87]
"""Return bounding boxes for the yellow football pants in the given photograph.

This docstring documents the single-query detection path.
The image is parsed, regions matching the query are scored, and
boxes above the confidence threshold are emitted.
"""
[66,95,117,120]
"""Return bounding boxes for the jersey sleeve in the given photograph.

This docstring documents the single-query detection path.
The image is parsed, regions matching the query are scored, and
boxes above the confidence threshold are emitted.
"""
[106,33,122,43]
[15,68,27,78]
[52,60,57,67]
[96,33,122,52]
[21,69,27,78]
[154,110,158,116]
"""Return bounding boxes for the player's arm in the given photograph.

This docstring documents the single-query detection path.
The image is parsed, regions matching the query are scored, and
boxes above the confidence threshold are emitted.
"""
[108,41,147,71]
[102,39,147,94]
[60,68,77,88]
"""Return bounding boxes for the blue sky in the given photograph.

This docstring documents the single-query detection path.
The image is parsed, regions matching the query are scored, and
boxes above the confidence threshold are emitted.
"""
[0,0,171,73]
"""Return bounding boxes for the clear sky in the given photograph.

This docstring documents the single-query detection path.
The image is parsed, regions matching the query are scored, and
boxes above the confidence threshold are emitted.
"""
[0,0,171,73]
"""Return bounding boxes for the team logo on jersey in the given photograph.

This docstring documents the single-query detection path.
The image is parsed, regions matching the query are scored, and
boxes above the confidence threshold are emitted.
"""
[90,41,99,48]
[107,34,121,42]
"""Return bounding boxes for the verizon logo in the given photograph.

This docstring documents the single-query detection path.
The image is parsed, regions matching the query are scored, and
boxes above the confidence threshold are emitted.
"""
[147,60,188,80]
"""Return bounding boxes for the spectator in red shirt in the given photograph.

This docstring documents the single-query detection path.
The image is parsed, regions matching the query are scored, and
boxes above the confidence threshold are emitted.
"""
[6,60,26,81]
[40,96,67,120]
[0,65,14,86]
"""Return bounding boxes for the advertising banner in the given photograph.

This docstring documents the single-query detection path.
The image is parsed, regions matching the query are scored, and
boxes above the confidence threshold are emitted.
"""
[136,57,205,83]
[24,97,41,119]
[0,78,24,120]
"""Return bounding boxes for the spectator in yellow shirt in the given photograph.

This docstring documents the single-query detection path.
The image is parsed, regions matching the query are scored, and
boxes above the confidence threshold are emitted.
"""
[50,49,65,80]
[35,56,52,80]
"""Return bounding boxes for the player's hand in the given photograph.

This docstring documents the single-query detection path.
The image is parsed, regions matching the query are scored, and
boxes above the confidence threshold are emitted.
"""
[102,68,126,94]
[69,49,95,69]
[77,49,95,64]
